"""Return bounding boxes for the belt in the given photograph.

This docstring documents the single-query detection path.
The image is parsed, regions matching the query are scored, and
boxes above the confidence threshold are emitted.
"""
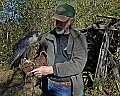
[48,78,71,87]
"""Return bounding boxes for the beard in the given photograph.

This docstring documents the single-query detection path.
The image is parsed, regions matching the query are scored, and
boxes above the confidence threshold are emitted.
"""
[55,26,65,35]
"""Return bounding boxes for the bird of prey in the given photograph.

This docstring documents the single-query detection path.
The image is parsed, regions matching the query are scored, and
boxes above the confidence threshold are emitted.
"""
[10,30,41,69]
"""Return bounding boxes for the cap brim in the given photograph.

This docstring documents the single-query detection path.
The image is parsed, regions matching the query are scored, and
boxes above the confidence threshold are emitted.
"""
[52,14,69,22]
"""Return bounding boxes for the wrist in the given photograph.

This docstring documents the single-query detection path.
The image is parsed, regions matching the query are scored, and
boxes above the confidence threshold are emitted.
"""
[49,66,54,74]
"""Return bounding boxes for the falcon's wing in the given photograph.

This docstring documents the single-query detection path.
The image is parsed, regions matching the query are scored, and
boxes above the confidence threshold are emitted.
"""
[10,30,41,69]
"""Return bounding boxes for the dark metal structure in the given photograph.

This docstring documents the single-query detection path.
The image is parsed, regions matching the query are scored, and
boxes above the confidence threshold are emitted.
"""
[80,15,120,90]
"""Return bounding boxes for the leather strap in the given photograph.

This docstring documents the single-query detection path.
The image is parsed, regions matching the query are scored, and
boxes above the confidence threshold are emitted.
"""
[48,78,71,87]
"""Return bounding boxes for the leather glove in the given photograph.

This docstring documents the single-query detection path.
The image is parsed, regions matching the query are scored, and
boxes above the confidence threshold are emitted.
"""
[20,51,48,76]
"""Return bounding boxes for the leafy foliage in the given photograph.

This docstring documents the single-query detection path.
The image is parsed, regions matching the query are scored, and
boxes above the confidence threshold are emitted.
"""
[0,0,120,95]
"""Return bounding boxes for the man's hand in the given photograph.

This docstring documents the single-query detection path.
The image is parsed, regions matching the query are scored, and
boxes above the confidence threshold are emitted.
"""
[30,66,54,78]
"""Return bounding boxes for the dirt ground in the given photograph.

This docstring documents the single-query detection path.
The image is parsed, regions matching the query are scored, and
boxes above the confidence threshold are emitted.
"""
[0,65,42,96]
[0,64,120,96]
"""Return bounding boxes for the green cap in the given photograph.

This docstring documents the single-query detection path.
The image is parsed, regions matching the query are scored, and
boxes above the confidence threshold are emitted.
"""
[52,4,75,22]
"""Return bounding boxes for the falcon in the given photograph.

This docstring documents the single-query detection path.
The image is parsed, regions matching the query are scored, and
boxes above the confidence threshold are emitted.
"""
[10,30,41,69]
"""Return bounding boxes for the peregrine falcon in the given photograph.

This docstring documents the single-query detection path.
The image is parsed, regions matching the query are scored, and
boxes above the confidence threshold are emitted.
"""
[10,30,41,69]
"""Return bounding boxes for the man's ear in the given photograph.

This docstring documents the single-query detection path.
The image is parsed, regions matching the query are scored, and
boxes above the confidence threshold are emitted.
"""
[70,18,75,25]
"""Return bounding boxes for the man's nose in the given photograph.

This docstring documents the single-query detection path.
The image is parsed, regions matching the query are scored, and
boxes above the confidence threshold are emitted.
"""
[56,24,62,27]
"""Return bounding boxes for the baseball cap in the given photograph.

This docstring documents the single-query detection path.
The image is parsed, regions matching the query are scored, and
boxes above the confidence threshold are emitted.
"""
[52,4,75,22]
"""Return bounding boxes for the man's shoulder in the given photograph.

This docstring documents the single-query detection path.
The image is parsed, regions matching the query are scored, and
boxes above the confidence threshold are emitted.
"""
[43,30,54,36]
[42,32,50,36]
[41,31,51,39]
[41,30,56,41]
[70,28,83,38]
[71,28,87,43]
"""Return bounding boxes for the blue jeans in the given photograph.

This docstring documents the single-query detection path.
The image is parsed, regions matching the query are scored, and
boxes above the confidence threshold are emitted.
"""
[46,80,83,96]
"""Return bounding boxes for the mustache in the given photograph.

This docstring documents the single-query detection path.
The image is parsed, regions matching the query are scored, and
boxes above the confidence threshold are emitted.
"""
[55,26,63,31]
[56,24,63,27]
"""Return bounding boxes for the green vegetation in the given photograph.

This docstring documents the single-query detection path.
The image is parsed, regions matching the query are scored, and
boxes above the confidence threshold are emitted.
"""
[0,0,120,96]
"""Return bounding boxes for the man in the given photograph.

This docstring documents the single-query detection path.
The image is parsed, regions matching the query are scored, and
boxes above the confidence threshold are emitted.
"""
[31,4,88,96]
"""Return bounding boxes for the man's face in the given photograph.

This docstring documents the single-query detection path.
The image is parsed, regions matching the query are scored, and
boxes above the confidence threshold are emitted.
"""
[55,18,73,34]
[56,19,69,29]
